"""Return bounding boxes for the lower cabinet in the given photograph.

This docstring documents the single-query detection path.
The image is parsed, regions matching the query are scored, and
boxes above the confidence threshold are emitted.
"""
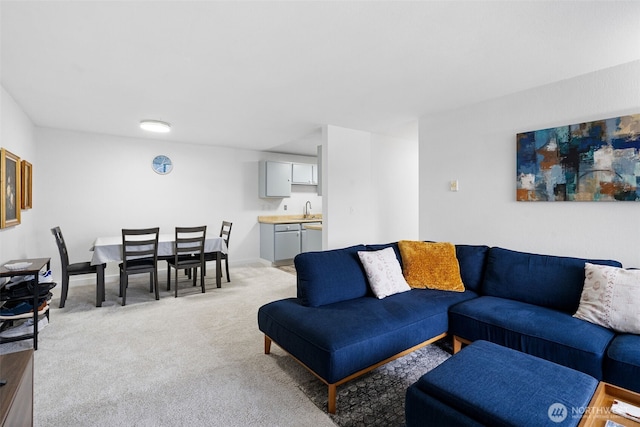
[260,223,301,264]
[260,222,321,264]
[301,227,322,252]
[274,227,301,261]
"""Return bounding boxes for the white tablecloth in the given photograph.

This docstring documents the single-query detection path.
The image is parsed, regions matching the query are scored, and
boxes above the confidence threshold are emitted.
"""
[90,234,227,266]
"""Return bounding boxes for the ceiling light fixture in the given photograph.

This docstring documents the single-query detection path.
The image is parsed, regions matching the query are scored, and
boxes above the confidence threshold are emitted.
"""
[140,120,171,133]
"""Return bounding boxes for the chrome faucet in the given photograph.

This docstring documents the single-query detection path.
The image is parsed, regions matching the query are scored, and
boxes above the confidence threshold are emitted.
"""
[304,201,312,218]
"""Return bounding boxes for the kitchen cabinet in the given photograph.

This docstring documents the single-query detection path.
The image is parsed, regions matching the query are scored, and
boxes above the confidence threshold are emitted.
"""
[259,216,323,264]
[301,224,322,252]
[260,222,320,264]
[259,161,291,198]
[259,161,318,197]
[260,223,301,264]
[291,163,317,185]
[274,224,301,261]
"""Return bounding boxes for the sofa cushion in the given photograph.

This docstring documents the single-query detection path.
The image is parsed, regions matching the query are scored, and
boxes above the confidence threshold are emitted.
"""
[357,247,411,299]
[366,242,403,265]
[409,340,598,427]
[398,240,464,291]
[604,334,640,393]
[454,245,490,293]
[449,296,615,378]
[481,247,622,313]
[364,243,489,293]
[295,244,367,307]
[574,263,640,334]
[258,288,478,384]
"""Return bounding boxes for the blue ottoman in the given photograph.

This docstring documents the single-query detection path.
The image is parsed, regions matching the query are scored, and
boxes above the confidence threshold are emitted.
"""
[405,340,599,427]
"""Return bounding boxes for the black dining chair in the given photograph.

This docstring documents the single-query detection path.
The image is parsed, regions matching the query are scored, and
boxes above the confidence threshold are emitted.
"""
[51,226,106,308]
[203,221,232,282]
[167,226,207,297]
[119,227,160,306]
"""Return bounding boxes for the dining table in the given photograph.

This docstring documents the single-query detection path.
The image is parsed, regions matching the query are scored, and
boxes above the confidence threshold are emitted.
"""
[89,234,228,306]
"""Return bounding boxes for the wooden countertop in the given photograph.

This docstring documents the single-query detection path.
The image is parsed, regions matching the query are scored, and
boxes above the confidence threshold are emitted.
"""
[303,224,322,231]
[258,214,322,224]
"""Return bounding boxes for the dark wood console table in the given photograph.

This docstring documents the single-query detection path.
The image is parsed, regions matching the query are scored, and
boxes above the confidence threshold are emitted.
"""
[0,349,34,426]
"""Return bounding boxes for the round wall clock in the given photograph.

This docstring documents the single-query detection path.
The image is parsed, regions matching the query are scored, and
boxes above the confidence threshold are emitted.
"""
[152,155,173,175]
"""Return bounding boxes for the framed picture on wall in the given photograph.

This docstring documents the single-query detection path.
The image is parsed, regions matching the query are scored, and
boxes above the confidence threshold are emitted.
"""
[21,160,32,210]
[1,148,21,228]
[517,113,640,201]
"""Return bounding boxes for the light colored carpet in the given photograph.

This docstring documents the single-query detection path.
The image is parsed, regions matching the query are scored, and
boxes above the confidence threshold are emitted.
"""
[1,263,336,427]
[276,265,297,275]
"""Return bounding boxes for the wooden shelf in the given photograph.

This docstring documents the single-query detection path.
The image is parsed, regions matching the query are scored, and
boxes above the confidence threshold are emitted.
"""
[0,349,34,426]
[579,382,640,427]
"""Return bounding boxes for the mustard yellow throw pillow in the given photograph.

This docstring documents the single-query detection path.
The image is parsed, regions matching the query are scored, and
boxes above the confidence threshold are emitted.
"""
[397,240,465,292]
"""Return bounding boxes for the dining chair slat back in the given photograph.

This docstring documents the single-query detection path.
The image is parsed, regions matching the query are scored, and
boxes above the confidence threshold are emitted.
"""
[51,226,105,308]
[220,221,232,282]
[167,226,207,297]
[119,227,160,306]
[203,221,232,282]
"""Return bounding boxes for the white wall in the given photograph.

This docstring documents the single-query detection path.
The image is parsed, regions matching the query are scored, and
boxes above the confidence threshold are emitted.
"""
[323,125,374,249]
[371,132,419,242]
[419,60,640,267]
[0,86,36,262]
[33,128,321,283]
[323,124,419,249]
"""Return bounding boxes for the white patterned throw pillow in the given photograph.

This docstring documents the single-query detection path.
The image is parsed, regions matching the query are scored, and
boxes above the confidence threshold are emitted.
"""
[358,247,411,299]
[574,263,640,334]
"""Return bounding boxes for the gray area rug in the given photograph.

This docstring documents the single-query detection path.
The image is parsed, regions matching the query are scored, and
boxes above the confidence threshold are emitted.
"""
[297,339,453,427]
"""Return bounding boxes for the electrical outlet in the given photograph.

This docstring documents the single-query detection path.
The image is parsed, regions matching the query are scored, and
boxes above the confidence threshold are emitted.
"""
[284,205,287,210]
[450,180,459,192]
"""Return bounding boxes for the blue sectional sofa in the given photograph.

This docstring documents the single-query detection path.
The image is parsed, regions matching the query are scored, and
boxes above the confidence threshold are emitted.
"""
[257,242,640,414]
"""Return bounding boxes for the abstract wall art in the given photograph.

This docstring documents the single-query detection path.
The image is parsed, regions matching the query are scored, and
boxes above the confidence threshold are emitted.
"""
[517,114,640,201]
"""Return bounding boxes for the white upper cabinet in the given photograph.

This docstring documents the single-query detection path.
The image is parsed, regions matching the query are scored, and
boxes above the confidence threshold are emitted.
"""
[291,163,317,185]
[259,161,291,198]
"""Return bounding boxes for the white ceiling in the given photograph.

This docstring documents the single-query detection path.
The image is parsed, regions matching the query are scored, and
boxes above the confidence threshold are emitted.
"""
[2,1,640,156]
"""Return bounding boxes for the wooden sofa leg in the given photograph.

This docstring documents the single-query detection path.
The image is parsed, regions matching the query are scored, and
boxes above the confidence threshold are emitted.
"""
[452,336,471,354]
[264,335,272,354]
[328,384,337,414]
[453,336,462,354]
